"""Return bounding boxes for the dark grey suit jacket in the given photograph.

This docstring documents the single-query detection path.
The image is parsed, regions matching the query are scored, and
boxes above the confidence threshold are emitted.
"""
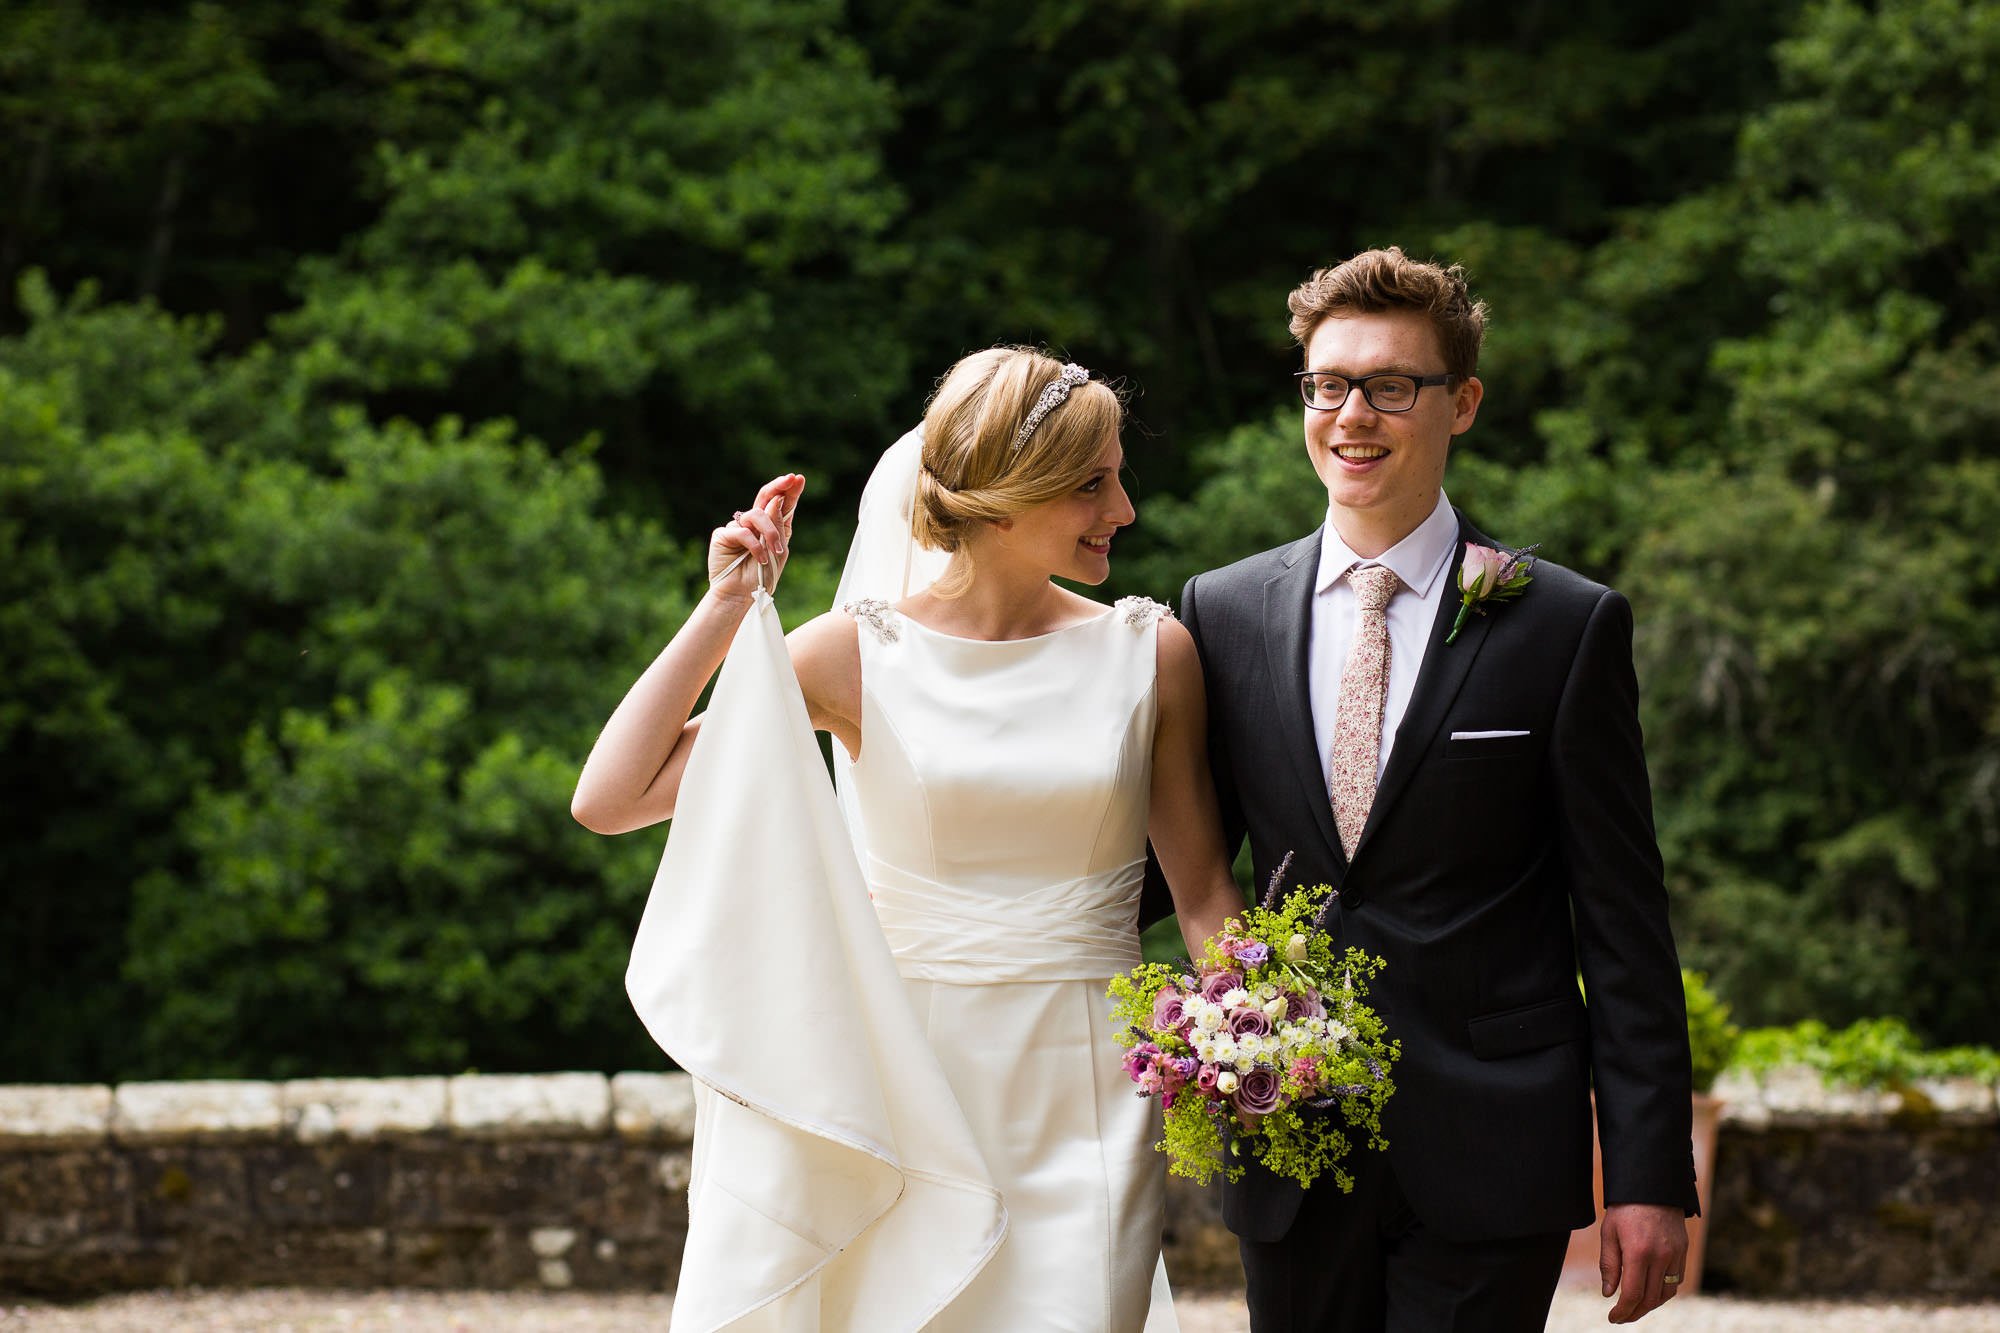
[1172,511,1698,1243]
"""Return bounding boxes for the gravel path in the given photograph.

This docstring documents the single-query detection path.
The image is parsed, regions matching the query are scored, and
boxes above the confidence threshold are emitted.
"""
[4,1289,1997,1331]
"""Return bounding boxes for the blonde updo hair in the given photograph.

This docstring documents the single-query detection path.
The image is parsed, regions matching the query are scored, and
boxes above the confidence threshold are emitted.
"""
[913,346,1123,597]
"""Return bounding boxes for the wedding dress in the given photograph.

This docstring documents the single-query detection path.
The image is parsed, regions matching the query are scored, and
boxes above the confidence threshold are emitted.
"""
[841,593,1176,1332]
[627,428,1178,1331]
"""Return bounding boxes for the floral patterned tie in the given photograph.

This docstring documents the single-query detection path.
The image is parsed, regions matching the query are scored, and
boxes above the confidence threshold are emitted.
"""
[1330,565,1402,860]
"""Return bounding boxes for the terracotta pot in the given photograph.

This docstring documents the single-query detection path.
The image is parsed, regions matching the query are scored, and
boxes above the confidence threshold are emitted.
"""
[1559,1092,1721,1293]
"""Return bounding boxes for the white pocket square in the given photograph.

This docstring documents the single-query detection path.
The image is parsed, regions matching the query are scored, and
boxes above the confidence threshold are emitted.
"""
[1450,729,1531,740]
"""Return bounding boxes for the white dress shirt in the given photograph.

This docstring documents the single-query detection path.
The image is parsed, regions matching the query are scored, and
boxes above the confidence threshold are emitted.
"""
[1310,491,1460,789]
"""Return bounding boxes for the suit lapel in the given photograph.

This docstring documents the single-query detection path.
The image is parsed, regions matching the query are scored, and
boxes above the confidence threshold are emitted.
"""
[1263,531,1345,867]
[1352,513,1494,861]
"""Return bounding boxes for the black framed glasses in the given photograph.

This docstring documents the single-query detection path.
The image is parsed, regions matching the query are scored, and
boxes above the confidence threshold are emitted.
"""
[1295,370,1456,413]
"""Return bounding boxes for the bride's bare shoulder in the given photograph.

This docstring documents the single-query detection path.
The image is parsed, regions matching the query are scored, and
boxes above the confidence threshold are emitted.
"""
[787,610,863,747]
[788,608,864,676]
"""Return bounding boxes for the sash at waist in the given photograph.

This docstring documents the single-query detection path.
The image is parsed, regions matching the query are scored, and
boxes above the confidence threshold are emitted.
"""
[866,856,1146,984]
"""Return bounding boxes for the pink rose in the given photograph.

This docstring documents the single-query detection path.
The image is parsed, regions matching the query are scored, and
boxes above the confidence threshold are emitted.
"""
[1199,969,1244,1004]
[1231,1067,1283,1117]
[1151,988,1187,1033]
[1121,1042,1161,1083]
[1448,541,1540,645]
[1227,1006,1272,1039]
[1194,1064,1221,1095]
[1460,543,1507,599]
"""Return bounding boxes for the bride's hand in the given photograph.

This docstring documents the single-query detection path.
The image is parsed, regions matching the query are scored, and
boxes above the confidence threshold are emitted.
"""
[709,473,804,602]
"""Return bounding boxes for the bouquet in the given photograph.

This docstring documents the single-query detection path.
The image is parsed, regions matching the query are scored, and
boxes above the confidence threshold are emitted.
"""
[1108,856,1398,1189]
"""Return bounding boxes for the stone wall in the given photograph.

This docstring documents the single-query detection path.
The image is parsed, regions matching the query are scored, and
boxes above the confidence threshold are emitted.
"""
[1702,1067,2000,1297]
[0,1074,694,1297]
[2,1069,1995,1299]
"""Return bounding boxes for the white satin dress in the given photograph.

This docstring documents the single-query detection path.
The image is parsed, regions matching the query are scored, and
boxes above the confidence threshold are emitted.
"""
[842,594,1177,1333]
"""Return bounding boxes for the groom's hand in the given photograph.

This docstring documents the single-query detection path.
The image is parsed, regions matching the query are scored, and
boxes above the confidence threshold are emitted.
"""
[1599,1202,1687,1323]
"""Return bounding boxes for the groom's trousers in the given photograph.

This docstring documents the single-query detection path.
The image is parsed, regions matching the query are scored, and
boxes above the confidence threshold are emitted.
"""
[1237,1147,1568,1333]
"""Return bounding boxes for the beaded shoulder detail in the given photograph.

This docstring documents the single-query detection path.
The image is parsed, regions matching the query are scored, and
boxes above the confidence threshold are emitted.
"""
[1114,595,1174,630]
[840,597,901,644]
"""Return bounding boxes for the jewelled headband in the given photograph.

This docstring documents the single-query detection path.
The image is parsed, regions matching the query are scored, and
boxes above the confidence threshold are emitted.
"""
[1011,363,1090,451]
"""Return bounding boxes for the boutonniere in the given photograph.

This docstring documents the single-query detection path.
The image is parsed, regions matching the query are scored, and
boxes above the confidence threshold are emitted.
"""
[1446,542,1539,644]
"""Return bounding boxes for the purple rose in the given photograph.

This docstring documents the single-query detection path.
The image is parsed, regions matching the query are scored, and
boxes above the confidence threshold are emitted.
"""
[1227,1006,1272,1039]
[1231,940,1271,967]
[1231,1067,1282,1117]
[1151,987,1187,1033]
[1286,989,1325,1021]
[1199,969,1244,1004]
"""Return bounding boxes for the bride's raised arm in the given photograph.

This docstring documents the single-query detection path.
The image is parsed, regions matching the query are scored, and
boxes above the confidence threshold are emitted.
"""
[1148,616,1248,957]
[571,472,859,835]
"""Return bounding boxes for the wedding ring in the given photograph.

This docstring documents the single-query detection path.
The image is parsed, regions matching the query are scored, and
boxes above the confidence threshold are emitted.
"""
[1662,1274,1684,1286]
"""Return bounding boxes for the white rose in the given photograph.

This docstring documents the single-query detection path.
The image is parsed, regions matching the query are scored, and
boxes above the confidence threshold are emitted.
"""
[1284,933,1310,963]
[1263,998,1288,1020]
[1215,1070,1239,1094]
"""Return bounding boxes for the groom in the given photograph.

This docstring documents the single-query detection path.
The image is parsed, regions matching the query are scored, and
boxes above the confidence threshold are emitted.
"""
[1176,248,1697,1329]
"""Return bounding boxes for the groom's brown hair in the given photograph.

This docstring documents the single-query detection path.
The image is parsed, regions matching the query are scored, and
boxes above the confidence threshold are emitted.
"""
[1287,247,1488,380]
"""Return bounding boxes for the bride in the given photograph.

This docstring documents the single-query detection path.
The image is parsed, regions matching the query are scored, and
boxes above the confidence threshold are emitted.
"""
[573,346,1243,1330]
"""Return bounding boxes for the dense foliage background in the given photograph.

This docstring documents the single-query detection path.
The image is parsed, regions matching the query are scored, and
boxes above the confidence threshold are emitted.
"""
[4,0,1995,1079]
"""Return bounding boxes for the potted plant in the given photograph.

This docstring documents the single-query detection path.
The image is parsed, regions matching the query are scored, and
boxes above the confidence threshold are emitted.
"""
[1561,969,1740,1293]
[1678,968,1739,1290]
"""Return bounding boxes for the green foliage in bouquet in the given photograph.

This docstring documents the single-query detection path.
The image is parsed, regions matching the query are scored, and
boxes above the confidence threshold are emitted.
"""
[1109,882,1399,1190]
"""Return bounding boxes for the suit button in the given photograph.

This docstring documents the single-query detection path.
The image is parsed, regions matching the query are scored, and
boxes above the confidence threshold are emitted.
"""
[1339,892,1364,909]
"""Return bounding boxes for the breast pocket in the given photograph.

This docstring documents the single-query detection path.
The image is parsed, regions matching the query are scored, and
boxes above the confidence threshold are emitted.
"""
[1444,731,1537,786]
[1447,730,1534,758]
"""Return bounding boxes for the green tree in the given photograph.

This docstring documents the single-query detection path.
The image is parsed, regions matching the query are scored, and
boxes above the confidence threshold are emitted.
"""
[275,0,909,535]
[1,274,834,1078]
[855,0,1795,494]
[0,2,434,338]
[1621,0,2000,1041]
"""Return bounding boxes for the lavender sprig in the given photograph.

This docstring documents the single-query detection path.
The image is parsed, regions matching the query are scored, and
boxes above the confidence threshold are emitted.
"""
[1261,851,1296,910]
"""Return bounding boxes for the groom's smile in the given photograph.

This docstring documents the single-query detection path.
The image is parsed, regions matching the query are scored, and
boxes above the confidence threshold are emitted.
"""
[1334,443,1390,462]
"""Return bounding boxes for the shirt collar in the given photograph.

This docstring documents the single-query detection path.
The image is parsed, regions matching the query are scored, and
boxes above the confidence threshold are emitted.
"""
[1315,491,1459,598]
